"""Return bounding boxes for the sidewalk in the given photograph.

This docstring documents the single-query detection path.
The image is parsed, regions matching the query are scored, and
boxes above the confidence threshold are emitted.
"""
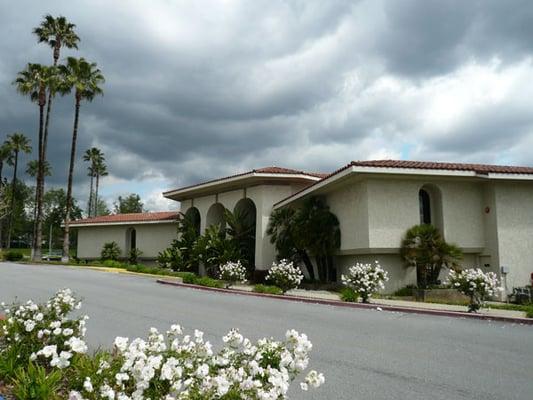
[158,279,530,322]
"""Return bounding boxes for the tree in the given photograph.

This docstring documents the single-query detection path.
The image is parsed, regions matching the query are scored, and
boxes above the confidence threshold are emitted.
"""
[114,194,144,214]
[267,198,340,282]
[14,63,57,260]
[5,133,31,248]
[94,197,111,217]
[26,159,52,178]
[32,15,79,261]
[0,142,12,249]
[93,157,108,216]
[42,188,82,250]
[83,147,104,217]
[224,208,256,273]
[59,57,104,262]
[400,224,463,289]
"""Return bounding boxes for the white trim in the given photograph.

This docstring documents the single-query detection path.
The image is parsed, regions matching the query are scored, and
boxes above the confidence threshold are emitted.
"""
[487,173,533,181]
[163,172,321,198]
[70,219,178,228]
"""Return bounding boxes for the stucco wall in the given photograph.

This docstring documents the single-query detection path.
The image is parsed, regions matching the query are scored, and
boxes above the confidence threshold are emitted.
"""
[494,182,533,289]
[76,223,177,259]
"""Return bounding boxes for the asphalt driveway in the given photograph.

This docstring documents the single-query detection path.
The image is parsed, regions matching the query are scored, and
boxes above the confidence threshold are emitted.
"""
[0,262,531,400]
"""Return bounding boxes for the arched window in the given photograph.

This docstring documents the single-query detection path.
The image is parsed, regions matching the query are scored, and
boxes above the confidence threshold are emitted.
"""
[126,228,136,251]
[419,189,431,225]
[184,207,201,236]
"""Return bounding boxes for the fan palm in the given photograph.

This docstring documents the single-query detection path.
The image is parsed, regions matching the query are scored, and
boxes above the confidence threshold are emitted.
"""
[83,147,103,217]
[5,133,31,248]
[59,57,104,261]
[26,159,52,178]
[0,142,12,249]
[93,158,108,217]
[14,63,57,260]
[33,16,79,215]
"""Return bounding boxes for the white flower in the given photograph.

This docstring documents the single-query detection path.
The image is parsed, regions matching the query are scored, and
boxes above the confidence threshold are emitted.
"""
[114,336,129,352]
[66,337,88,354]
[83,377,94,393]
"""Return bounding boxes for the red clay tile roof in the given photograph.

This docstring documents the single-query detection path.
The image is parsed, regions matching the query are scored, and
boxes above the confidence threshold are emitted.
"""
[348,160,533,175]
[275,159,533,207]
[70,211,179,225]
[164,166,327,195]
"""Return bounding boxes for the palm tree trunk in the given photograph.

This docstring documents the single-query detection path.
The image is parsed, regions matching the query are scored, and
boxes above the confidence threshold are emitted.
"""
[62,98,81,262]
[298,250,315,282]
[0,160,4,250]
[31,103,45,261]
[94,173,100,217]
[88,174,94,217]
[6,152,19,249]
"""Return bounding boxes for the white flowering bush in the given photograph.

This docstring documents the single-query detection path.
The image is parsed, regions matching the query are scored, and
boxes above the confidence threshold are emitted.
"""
[341,261,389,303]
[218,260,247,288]
[0,290,324,399]
[0,288,89,376]
[447,268,502,312]
[266,260,304,294]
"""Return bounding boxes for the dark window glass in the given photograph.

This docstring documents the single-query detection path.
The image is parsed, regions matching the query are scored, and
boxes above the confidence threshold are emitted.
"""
[130,229,136,250]
[419,189,431,224]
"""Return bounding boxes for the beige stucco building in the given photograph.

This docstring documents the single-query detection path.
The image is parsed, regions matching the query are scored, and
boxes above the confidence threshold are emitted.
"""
[73,160,533,293]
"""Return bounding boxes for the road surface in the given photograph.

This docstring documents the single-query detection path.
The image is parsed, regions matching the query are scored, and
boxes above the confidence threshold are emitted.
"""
[0,262,531,400]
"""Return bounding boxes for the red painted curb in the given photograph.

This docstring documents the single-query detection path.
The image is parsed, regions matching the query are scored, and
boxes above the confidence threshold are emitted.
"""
[156,279,533,325]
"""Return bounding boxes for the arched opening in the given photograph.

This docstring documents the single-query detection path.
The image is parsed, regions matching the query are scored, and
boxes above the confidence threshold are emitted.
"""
[419,184,443,232]
[184,207,201,236]
[419,189,431,224]
[126,227,136,252]
[206,203,226,233]
[233,198,257,272]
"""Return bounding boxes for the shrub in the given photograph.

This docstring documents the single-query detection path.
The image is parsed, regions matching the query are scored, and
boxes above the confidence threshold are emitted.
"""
[447,268,502,312]
[11,362,63,400]
[100,241,121,261]
[219,260,247,288]
[4,250,24,261]
[253,284,284,295]
[179,272,198,284]
[0,289,88,382]
[393,284,416,297]
[266,259,304,293]
[1,291,325,399]
[194,276,225,288]
[340,287,359,302]
[127,248,143,265]
[400,224,462,288]
[341,261,389,303]
[101,259,124,269]
[156,247,183,271]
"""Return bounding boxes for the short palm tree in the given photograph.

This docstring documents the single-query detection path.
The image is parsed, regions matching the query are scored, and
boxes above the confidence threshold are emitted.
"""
[93,158,108,217]
[83,147,106,217]
[14,63,57,260]
[26,159,52,178]
[60,57,104,261]
[5,133,31,248]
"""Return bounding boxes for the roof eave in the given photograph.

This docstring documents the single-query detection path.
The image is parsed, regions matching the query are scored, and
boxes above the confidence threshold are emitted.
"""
[69,219,179,228]
[163,172,322,201]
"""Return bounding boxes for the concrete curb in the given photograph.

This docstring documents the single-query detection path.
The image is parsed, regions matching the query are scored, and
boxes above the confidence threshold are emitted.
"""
[156,279,533,326]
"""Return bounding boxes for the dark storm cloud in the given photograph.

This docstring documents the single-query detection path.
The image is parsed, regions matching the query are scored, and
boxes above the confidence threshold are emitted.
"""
[1,0,533,210]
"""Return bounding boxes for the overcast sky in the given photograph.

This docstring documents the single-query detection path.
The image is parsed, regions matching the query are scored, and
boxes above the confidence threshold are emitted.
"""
[1,0,533,211]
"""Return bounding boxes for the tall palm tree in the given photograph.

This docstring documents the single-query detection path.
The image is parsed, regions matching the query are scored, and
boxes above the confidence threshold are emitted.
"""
[14,63,56,260]
[93,158,108,217]
[5,133,31,248]
[33,16,79,216]
[0,142,12,249]
[83,147,103,217]
[60,57,104,262]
